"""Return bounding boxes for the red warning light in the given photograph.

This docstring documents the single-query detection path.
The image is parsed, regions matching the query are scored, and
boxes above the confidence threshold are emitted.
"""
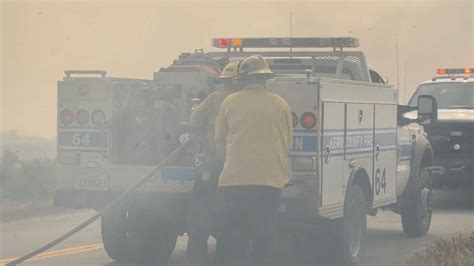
[219,39,229,47]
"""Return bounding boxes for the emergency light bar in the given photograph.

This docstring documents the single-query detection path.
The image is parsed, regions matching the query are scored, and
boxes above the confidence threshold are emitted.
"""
[212,37,359,49]
[436,68,474,75]
[432,67,474,81]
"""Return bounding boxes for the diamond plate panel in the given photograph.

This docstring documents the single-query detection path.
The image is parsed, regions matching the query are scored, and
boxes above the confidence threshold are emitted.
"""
[137,178,194,193]
[282,180,319,200]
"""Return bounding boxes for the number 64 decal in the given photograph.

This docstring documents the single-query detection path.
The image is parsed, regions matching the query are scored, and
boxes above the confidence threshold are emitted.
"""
[72,133,90,146]
[375,168,386,195]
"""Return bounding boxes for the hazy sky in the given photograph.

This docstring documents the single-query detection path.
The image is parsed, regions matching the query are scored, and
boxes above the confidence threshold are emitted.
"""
[1,0,473,138]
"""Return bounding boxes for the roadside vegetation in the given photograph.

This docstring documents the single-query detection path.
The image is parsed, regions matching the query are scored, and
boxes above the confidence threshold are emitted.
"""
[0,149,60,221]
[407,234,474,265]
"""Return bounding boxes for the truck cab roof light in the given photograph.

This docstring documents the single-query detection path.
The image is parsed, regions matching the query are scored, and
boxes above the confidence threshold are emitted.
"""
[436,67,474,75]
[212,37,359,49]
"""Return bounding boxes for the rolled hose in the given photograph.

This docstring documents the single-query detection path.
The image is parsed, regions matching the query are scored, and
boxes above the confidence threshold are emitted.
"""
[6,139,193,266]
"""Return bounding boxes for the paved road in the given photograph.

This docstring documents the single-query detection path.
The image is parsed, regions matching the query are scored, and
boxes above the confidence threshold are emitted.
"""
[1,189,473,265]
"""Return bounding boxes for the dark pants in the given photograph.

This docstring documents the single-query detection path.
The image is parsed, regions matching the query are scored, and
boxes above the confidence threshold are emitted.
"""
[187,162,222,264]
[214,185,281,266]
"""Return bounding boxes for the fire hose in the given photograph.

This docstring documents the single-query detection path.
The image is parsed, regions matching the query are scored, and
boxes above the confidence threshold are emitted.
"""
[5,138,192,266]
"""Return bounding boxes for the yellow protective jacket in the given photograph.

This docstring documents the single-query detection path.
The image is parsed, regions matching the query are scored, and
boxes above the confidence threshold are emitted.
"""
[215,84,293,189]
[189,88,232,168]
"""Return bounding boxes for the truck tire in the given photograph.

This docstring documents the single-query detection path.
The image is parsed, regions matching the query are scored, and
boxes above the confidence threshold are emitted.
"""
[401,168,433,237]
[101,206,134,262]
[101,206,178,263]
[332,184,367,264]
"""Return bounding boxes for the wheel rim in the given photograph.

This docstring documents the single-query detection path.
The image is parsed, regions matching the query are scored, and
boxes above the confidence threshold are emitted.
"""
[419,170,433,231]
[420,187,433,229]
[347,199,363,258]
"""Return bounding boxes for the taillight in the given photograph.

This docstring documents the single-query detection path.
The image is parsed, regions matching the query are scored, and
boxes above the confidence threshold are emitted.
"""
[59,109,74,125]
[91,110,105,125]
[292,112,298,128]
[76,109,90,125]
[300,112,316,129]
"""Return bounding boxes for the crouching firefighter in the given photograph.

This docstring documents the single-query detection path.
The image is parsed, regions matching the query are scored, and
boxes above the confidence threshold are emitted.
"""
[186,61,241,264]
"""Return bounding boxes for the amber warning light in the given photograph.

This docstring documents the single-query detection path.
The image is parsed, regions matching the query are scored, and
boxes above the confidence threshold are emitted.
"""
[436,68,474,75]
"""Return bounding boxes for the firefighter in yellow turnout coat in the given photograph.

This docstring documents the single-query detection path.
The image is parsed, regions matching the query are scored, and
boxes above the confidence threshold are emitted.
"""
[186,62,241,264]
[214,55,293,265]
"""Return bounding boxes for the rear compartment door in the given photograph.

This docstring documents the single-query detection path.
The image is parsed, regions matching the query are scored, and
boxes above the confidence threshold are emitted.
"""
[373,104,398,207]
[320,101,346,217]
[344,103,375,192]
[269,79,320,213]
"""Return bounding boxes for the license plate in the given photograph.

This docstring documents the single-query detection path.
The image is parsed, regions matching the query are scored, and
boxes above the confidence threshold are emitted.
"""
[77,176,109,190]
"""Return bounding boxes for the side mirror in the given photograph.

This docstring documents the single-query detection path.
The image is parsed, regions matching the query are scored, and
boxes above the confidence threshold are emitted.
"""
[417,95,438,124]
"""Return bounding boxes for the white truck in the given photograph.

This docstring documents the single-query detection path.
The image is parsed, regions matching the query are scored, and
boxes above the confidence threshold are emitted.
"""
[408,68,473,190]
[55,37,437,264]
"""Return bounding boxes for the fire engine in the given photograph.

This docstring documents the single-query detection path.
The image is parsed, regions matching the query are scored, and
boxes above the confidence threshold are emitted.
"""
[55,37,437,264]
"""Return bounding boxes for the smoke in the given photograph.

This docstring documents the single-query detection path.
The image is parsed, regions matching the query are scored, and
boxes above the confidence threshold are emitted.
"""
[2,0,472,137]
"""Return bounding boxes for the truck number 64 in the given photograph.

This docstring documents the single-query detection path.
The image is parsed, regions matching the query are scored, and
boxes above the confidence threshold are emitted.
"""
[374,168,386,195]
[72,133,90,146]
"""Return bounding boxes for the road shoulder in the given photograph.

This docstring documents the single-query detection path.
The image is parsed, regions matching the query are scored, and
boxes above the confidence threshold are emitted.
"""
[407,233,474,265]
[0,200,73,223]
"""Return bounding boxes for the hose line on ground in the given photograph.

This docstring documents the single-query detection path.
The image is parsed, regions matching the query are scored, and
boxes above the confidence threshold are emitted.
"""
[5,139,192,266]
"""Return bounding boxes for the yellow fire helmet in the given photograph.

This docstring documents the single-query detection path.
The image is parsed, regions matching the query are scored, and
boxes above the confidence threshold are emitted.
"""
[238,55,274,80]
[219,61,240,80]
